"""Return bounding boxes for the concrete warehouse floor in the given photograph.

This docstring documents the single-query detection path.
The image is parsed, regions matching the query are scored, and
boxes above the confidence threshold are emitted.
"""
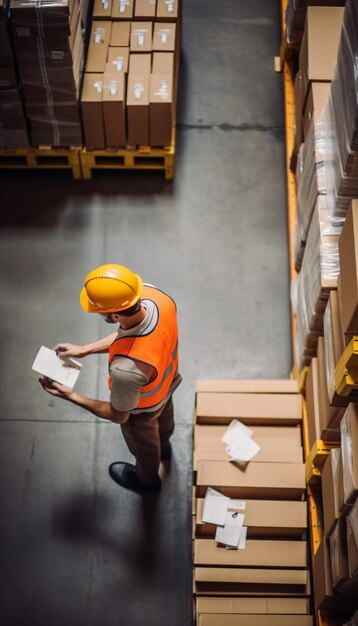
[0,1,291,625]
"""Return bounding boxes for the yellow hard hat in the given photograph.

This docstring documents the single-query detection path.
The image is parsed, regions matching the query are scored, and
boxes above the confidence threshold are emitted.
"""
[80,264,143,313]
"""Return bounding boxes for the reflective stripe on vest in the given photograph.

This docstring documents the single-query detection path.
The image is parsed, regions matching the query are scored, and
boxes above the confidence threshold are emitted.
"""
[108,285,179,410]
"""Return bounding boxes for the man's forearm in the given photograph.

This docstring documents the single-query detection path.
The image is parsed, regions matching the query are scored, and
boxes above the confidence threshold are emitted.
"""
[67,391,129,424]
[81,332,118,356]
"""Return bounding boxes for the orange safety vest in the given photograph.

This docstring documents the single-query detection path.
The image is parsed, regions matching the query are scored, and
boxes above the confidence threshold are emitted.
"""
[108,285,179,411]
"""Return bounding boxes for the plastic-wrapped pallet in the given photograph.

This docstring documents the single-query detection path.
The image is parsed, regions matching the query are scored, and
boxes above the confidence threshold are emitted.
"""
[291,194,342,370]
[0,0,29,146]
[323,0,358,218]
[285,0,345,46]
[295,109,326,269]
[10,0,85,147]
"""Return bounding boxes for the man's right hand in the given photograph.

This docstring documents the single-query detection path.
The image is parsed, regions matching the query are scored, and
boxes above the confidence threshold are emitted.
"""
[53,343,86,358]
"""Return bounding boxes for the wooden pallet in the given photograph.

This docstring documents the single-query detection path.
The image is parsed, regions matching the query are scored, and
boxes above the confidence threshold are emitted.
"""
[0,146,82,179]
[79,137,175,181]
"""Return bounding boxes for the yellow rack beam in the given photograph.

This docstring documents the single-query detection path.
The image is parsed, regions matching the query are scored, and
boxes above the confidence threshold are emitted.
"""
[335,336,358,396]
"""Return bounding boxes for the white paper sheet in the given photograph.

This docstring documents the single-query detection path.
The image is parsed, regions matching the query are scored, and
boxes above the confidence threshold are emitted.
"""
[238,525,248,549]
[215,511,245,548]
[226,435,261,462]
[32,346,82,388]
[222,419,260,462]
[202,487,230,526]
[221,419,253,444]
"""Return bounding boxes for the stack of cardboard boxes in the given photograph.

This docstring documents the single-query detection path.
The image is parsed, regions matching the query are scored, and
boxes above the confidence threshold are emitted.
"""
[81,0,180,149]
[313,406,358,618]
[304,200,358,619]
[289,5,358,371]
[285,0,345,46]
[0,0,29,147]
[9,0,85,147]
[305,201,358,445]
[325,0,358,218]
[192,379,315,625]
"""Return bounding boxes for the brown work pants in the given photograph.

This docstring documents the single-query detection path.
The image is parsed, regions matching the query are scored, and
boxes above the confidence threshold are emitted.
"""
[120,396,174,486]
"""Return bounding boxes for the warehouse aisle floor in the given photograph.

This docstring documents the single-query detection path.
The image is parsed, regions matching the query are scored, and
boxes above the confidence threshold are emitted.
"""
[0,2,290,625]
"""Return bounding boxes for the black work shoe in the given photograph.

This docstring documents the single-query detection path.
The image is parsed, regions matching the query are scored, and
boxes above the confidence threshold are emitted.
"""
[108,462,161,492]
[160,443,172,461]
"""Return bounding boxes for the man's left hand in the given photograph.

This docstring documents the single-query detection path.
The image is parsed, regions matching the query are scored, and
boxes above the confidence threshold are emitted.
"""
[39,377,73,400]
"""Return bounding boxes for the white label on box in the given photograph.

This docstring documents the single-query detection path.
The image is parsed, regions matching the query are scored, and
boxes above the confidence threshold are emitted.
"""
[202,487,230,526]
[112,57,124,71]
[94,80,103,93]
[165,0,174,12]
[119,0,129,12]
[109,80,118,96]
[160,29,170,44]
[229,500,246,511]
[154,80,169,99]
[134,83,144,99]
[102,0,109,8]
[52,51,65,60]
[16,26,31,37]
[94,27,105,43]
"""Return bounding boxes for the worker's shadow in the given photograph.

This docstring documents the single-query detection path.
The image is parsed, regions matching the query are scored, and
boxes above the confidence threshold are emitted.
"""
[51,459,174,576]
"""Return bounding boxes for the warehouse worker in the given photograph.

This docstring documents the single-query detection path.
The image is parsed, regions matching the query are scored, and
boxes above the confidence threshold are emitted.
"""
[39,264,181,492]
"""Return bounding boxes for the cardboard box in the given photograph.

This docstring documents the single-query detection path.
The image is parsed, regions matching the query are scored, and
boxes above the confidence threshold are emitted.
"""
[340,404,358,505]
[329,516,349,590]
[193,424,303,449]
[299,6,344,111]
[93,0,113,19]
[126,73,149,145]
[313,539,347,612]
[81,72,105,148]
[152,51,174,74]
[194,539,307,568]
[134,0,156,19]
[195,461,305,499]
[86,21,111,72]
[317,336,345,436]
[198,616,313,626]
[338,200,358,334]
[152,21,176,51]
[102,71,126,147]
[106,47,129,73]
[193,445,304,471]
[323,290,349,405]
[305,358,321,451]
[196,380,299,394]
[149,73,173,146]
[111,0,133,19]
[128,53,151,74]
[195,499,307,539]
[347,499,358,578]
[322,448,341,537]
[195,392,302,426]
[156,0,178,21]
[195,597,310,616]
[303,81,330,140]
[130,21,152,52]
[194,567,309,596]
[110,21,130,46]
